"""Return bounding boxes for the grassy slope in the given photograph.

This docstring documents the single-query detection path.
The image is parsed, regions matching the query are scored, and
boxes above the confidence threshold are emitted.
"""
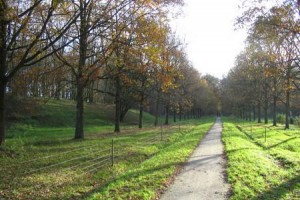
[0,99,215,200]
[4,99,155,149]
[222,117,300,200]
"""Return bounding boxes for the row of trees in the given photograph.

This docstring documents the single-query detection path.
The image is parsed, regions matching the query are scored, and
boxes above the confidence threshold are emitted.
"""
[220,0,300,129]
[0,0,220,146]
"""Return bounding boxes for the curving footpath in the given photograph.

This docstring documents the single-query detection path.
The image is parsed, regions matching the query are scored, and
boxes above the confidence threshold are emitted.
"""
[160,117,230,200]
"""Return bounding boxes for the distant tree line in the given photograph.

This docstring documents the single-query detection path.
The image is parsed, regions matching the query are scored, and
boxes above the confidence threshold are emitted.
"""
[220,0,300,129]
[0,0,220,146]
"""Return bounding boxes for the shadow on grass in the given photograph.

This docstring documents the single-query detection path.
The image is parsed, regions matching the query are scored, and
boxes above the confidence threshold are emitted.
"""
[78,160,183,200]
[235,125,267,149]
[255,174,300,200]
[226,147,260,154]
[77,129,211,199]
[79,143,221,199]
[266,137,298,150]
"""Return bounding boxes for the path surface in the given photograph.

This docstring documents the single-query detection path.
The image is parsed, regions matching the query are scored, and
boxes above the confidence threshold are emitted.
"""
[160,117,230,200]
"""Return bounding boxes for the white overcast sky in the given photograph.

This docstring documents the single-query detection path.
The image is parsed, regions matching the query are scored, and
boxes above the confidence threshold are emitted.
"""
[170,0,247,79]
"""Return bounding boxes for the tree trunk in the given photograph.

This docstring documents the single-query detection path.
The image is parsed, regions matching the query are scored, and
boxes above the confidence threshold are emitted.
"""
[71,75,76,100]
[74,2,88,139]
[173,109,176,122]
[257,101,261,123]
[0,81,6,145]
[248,111,251,121]
[139,104,143,129]
[74,81,84,139]
[246,110,250,121]
[120,104,130,122]
[264,106,268,124]
[154,94,159,126]
[55,80,61,100]
[273,78,277,126]
[0,5,7,145]
[241,109,245,120]
[179,105,182,121]
[273,95,277,126]
[114,77,121,132]
[285,89,290,129]
[285,69,291,129]
[165,104,169,125]
[88,81,94,103]
[264,82,268,124]
[253,106,256,121]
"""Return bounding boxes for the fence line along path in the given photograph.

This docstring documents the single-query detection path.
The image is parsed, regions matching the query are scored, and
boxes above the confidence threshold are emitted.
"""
[160,117,230,200]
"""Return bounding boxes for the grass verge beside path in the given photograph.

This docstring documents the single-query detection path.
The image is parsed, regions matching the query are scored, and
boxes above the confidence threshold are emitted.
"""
[0,116,214,200]
[88,118,214,200]
[222,117,300,200]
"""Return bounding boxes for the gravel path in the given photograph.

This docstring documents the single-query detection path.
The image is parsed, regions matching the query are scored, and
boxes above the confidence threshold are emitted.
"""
[160,117,230,200]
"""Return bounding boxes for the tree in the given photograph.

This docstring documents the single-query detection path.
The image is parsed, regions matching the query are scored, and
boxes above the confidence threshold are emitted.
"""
[227,0,300,127]
[0,0,80,145]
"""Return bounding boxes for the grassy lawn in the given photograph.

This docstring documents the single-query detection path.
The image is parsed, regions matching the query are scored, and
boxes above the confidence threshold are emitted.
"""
[222,117,300,200]
[0,99,215,199]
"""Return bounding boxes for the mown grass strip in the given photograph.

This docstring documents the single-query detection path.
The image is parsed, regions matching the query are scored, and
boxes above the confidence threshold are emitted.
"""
[223,118,300,200]
[88,119,214,200]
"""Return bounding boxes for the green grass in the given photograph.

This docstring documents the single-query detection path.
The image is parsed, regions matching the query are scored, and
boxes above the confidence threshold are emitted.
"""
[4,99,159,150]
[0,99,215,199]
[222,117,300,200]
[88,118,214,200]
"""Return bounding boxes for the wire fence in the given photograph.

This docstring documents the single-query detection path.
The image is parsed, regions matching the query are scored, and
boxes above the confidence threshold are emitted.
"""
[1,121,197,199]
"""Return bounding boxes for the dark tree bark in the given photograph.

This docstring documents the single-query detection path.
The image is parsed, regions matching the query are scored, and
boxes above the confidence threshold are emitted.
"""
[272,78,277,126]
[249,109,252,121]
[285,89,290,129]
[120,103,130,122]
[264,81,268,124]
[74,81,84,139]
[154,94,160,126]
[285,69,291,129]
[273,95,277,126]
[173,109,176,122]
[0,81,6,145]
[179,104,182,121]
[114,77,121,132]
[257,101,262,123]
[74,2,88,139]
[138,93,144,129]
[0,2,7,145]
[241,109,244,120]
[139,104,143,129]
[54,80,61,100]
[88,81,94,103]
[164,104,169,125]
[264,107,268,124]
[253,106,256,121]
